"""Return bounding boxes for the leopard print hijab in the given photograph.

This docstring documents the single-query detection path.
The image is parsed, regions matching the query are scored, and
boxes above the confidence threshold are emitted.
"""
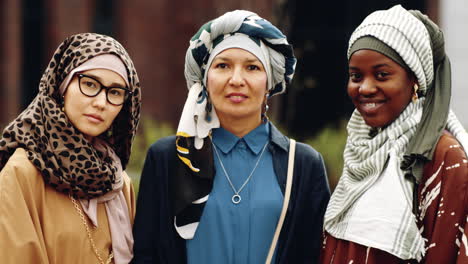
[0,33,141,199]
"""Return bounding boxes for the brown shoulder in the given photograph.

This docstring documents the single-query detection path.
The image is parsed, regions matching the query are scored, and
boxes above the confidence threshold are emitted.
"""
[423,132,467,178]
[0,148,43,198]
[432,132,467,164]
[0,148,41,179]
[122,171,133,190]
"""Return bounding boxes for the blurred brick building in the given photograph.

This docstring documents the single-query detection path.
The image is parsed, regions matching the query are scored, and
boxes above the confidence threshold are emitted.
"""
[2,0,465,137]
[0,0,283,128]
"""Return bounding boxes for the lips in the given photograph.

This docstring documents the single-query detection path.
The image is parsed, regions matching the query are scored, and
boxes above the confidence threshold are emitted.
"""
[357,100,385,115]
[226,93,248,103]
[84,114,104,123]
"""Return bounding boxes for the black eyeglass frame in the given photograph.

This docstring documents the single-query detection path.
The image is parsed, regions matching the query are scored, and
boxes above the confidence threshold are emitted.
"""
[76,73,132,106]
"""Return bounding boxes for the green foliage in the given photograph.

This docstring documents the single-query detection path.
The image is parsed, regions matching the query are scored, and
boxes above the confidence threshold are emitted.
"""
[261,119,348,191]
[126,117,349,194]
[127,116,175,194]
[305,121,348,191]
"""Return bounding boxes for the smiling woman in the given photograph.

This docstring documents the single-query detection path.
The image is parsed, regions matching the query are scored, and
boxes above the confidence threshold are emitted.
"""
[0,33,141,264]
[347,49,416,128]
[321,5,468,264]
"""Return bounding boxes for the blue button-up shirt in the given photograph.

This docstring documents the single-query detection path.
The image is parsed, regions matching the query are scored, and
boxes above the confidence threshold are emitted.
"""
[186,123,284,264]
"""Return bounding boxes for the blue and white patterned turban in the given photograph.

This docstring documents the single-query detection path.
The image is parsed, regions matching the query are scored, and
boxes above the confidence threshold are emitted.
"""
[178,10,296,149]
[173,10,296,240]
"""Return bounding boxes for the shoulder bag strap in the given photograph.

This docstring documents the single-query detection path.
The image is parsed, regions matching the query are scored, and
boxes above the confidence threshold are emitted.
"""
[265,139,296,264]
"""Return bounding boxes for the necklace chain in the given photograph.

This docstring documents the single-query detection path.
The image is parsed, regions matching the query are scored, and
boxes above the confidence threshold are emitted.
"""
[211,139,269,204]
[69,194,114,264]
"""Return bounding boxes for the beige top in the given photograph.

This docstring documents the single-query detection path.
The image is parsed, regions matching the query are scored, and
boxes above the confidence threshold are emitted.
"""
[0,148,136,264]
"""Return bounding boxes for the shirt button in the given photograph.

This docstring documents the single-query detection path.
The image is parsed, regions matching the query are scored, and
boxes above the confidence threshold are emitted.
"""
[237,140,246,149]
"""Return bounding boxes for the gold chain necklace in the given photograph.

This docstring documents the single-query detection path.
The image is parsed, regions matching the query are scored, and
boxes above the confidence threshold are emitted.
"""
[69,194,114,264]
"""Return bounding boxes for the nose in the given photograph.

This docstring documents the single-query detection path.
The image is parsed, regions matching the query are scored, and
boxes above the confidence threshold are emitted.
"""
[359,78,377,96]
[228,67,245,87]
[92,89,107,109]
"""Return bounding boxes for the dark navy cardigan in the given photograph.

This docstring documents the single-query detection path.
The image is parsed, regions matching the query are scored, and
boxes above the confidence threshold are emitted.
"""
[132,123,330,263]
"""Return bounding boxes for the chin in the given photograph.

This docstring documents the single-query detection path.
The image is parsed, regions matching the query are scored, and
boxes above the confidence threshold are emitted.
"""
[362,118,382,128]
[80,128,106,138]
[365,120,391,129]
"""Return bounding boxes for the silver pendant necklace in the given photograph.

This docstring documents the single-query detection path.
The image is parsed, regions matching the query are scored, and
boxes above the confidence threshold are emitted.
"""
[211,140,269,204]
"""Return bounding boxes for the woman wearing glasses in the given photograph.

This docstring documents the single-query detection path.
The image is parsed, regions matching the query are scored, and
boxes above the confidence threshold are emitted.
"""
[0,33,141,264]
[132,10,330,264]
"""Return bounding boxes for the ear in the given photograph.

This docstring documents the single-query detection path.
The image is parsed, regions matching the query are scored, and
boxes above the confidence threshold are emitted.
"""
[203,83,209,95]
[412,75,420,93]
[412,81,420,102]
[410,72,419,85]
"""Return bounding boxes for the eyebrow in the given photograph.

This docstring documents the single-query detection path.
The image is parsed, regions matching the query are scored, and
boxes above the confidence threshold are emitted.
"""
[348,63,392,71]
[84,73,126,88]
[245,58,261,64]
[372,63,391,69]
[213,56,261,64]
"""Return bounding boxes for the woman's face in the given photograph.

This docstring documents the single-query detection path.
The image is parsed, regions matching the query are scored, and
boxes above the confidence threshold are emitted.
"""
[207,48,268,125]
[64,68,125,139]
[347,49,415,128]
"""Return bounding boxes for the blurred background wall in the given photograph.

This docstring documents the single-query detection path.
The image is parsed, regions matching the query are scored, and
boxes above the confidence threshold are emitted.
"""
[1,0,466,189]
[0,0,280,127]
[441,0,468,126]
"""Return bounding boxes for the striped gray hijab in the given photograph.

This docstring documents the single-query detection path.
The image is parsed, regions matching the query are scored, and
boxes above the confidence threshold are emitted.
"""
[324,4,467,260]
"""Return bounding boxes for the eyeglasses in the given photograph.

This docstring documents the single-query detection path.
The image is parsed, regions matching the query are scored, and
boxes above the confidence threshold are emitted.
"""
[77,73,132,106]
